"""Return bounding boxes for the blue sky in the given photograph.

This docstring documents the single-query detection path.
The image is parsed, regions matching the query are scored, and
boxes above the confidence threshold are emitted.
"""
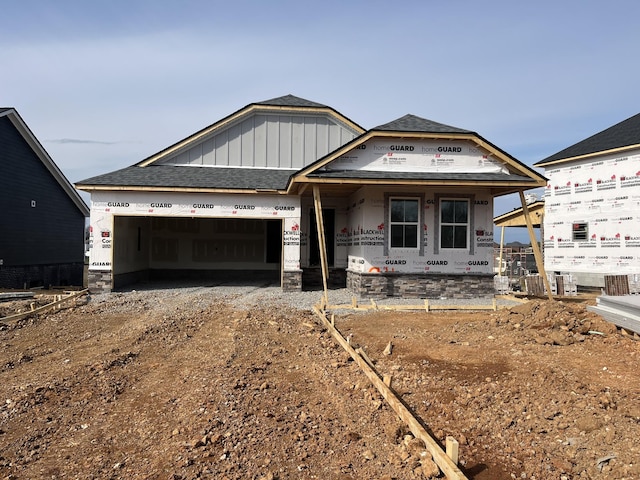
[3,0,639,242]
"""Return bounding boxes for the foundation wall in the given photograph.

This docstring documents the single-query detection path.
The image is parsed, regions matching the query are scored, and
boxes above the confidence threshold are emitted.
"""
[0,263,85,290]
[347,271,495,299]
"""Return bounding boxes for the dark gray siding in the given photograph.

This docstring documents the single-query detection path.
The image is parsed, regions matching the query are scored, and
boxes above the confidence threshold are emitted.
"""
[0,116,85,270]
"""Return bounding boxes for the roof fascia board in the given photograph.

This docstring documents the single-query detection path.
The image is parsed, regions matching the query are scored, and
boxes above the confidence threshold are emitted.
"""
[3,109,90,216]
[534,143,640,167]
[137,104,365,167]
[289,176,543,188]
[75,184,289,195]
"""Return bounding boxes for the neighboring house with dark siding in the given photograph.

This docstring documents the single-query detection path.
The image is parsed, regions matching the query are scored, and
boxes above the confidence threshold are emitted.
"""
[0,108,89,289]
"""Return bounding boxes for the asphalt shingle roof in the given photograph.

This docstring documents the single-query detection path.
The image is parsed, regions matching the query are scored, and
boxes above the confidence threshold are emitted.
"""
[536,112,640,165]
[77,165,297,191]
[373,114,473,134]
[254,95,328,108]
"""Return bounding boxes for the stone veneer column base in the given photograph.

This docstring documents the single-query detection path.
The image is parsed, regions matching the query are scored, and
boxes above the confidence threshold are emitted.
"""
[88,270,113,294]
[282,270,302,292]
[347,271,495,299]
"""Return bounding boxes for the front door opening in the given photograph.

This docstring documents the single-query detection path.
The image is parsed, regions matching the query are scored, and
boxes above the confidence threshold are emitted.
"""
[309,208,334,267]
[265,219,282,264]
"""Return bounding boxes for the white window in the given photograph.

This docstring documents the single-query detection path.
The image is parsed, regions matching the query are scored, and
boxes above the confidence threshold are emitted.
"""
[390,198,419,248]
[440,199,468,249]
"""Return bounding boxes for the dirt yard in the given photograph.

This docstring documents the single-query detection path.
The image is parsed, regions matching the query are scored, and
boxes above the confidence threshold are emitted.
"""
[1,287,639,480]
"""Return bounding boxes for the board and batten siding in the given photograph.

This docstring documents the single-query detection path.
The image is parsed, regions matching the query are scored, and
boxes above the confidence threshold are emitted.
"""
[157,114,357,169]
[0,116,86,267]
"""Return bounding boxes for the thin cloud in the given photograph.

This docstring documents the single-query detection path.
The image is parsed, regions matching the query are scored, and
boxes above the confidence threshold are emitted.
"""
[47,138,122,145]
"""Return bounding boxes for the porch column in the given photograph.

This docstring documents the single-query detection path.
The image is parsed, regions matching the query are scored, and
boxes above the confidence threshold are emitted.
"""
[282,216,303,291]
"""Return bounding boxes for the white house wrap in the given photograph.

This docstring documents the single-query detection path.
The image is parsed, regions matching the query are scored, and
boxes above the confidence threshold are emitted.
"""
[77,95,546,297]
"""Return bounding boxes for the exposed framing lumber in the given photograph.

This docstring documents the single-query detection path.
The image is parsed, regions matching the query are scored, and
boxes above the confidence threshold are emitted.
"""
[498,225,505,277]
[0,289,88,323]
[312,305,469,480]
[519,191,553,301]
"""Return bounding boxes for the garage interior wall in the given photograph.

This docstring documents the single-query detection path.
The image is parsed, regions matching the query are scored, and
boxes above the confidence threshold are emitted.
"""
[112,216,282,287]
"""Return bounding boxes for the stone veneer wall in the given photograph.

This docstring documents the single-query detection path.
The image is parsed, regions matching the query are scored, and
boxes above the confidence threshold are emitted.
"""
[282,270,302,292]
[88,270,113,294]
[347,271,495,299]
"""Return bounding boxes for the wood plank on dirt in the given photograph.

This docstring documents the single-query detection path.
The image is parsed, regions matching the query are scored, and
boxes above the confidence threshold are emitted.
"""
[0,289,88,323]
[313,305,469,480]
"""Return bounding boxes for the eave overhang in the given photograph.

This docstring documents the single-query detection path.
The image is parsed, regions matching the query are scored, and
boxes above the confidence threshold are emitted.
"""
[75,183,288,195]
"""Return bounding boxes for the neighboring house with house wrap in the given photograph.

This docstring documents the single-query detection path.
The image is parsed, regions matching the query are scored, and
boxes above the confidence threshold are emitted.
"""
[76,95,546,297]
[534,113,640,289]
[0,108,89,289]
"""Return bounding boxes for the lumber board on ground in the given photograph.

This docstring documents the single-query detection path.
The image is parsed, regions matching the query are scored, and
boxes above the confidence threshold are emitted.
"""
[312,305,469,480]
[324,303,500,312]
[0,289,88,323]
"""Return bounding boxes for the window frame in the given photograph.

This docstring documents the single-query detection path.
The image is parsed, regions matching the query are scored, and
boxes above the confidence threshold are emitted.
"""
[439,198,470,250]
[572,222,588,241]
[389,197,420,250]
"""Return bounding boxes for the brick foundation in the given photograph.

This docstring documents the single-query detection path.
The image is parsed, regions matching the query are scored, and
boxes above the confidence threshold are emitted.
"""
[347,271,495,299]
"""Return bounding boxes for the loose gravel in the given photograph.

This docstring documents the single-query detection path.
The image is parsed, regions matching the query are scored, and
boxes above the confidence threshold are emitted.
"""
[111,281,522,313]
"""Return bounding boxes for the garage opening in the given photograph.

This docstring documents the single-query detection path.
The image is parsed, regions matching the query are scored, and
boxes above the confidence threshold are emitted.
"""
[112,216,282,290]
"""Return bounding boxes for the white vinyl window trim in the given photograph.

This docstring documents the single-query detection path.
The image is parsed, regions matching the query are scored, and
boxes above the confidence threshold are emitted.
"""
[389,198,420,249]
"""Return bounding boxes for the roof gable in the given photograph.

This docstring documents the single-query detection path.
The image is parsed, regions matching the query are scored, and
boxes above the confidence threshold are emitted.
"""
[139,95,364,169]
[290,114,547,194]
[0,108,89,216]
[536,112,640,167]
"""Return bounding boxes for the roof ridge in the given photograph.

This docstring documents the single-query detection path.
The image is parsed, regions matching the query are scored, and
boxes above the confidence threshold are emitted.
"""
[253,94,328,108]
[372,114,473,134]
